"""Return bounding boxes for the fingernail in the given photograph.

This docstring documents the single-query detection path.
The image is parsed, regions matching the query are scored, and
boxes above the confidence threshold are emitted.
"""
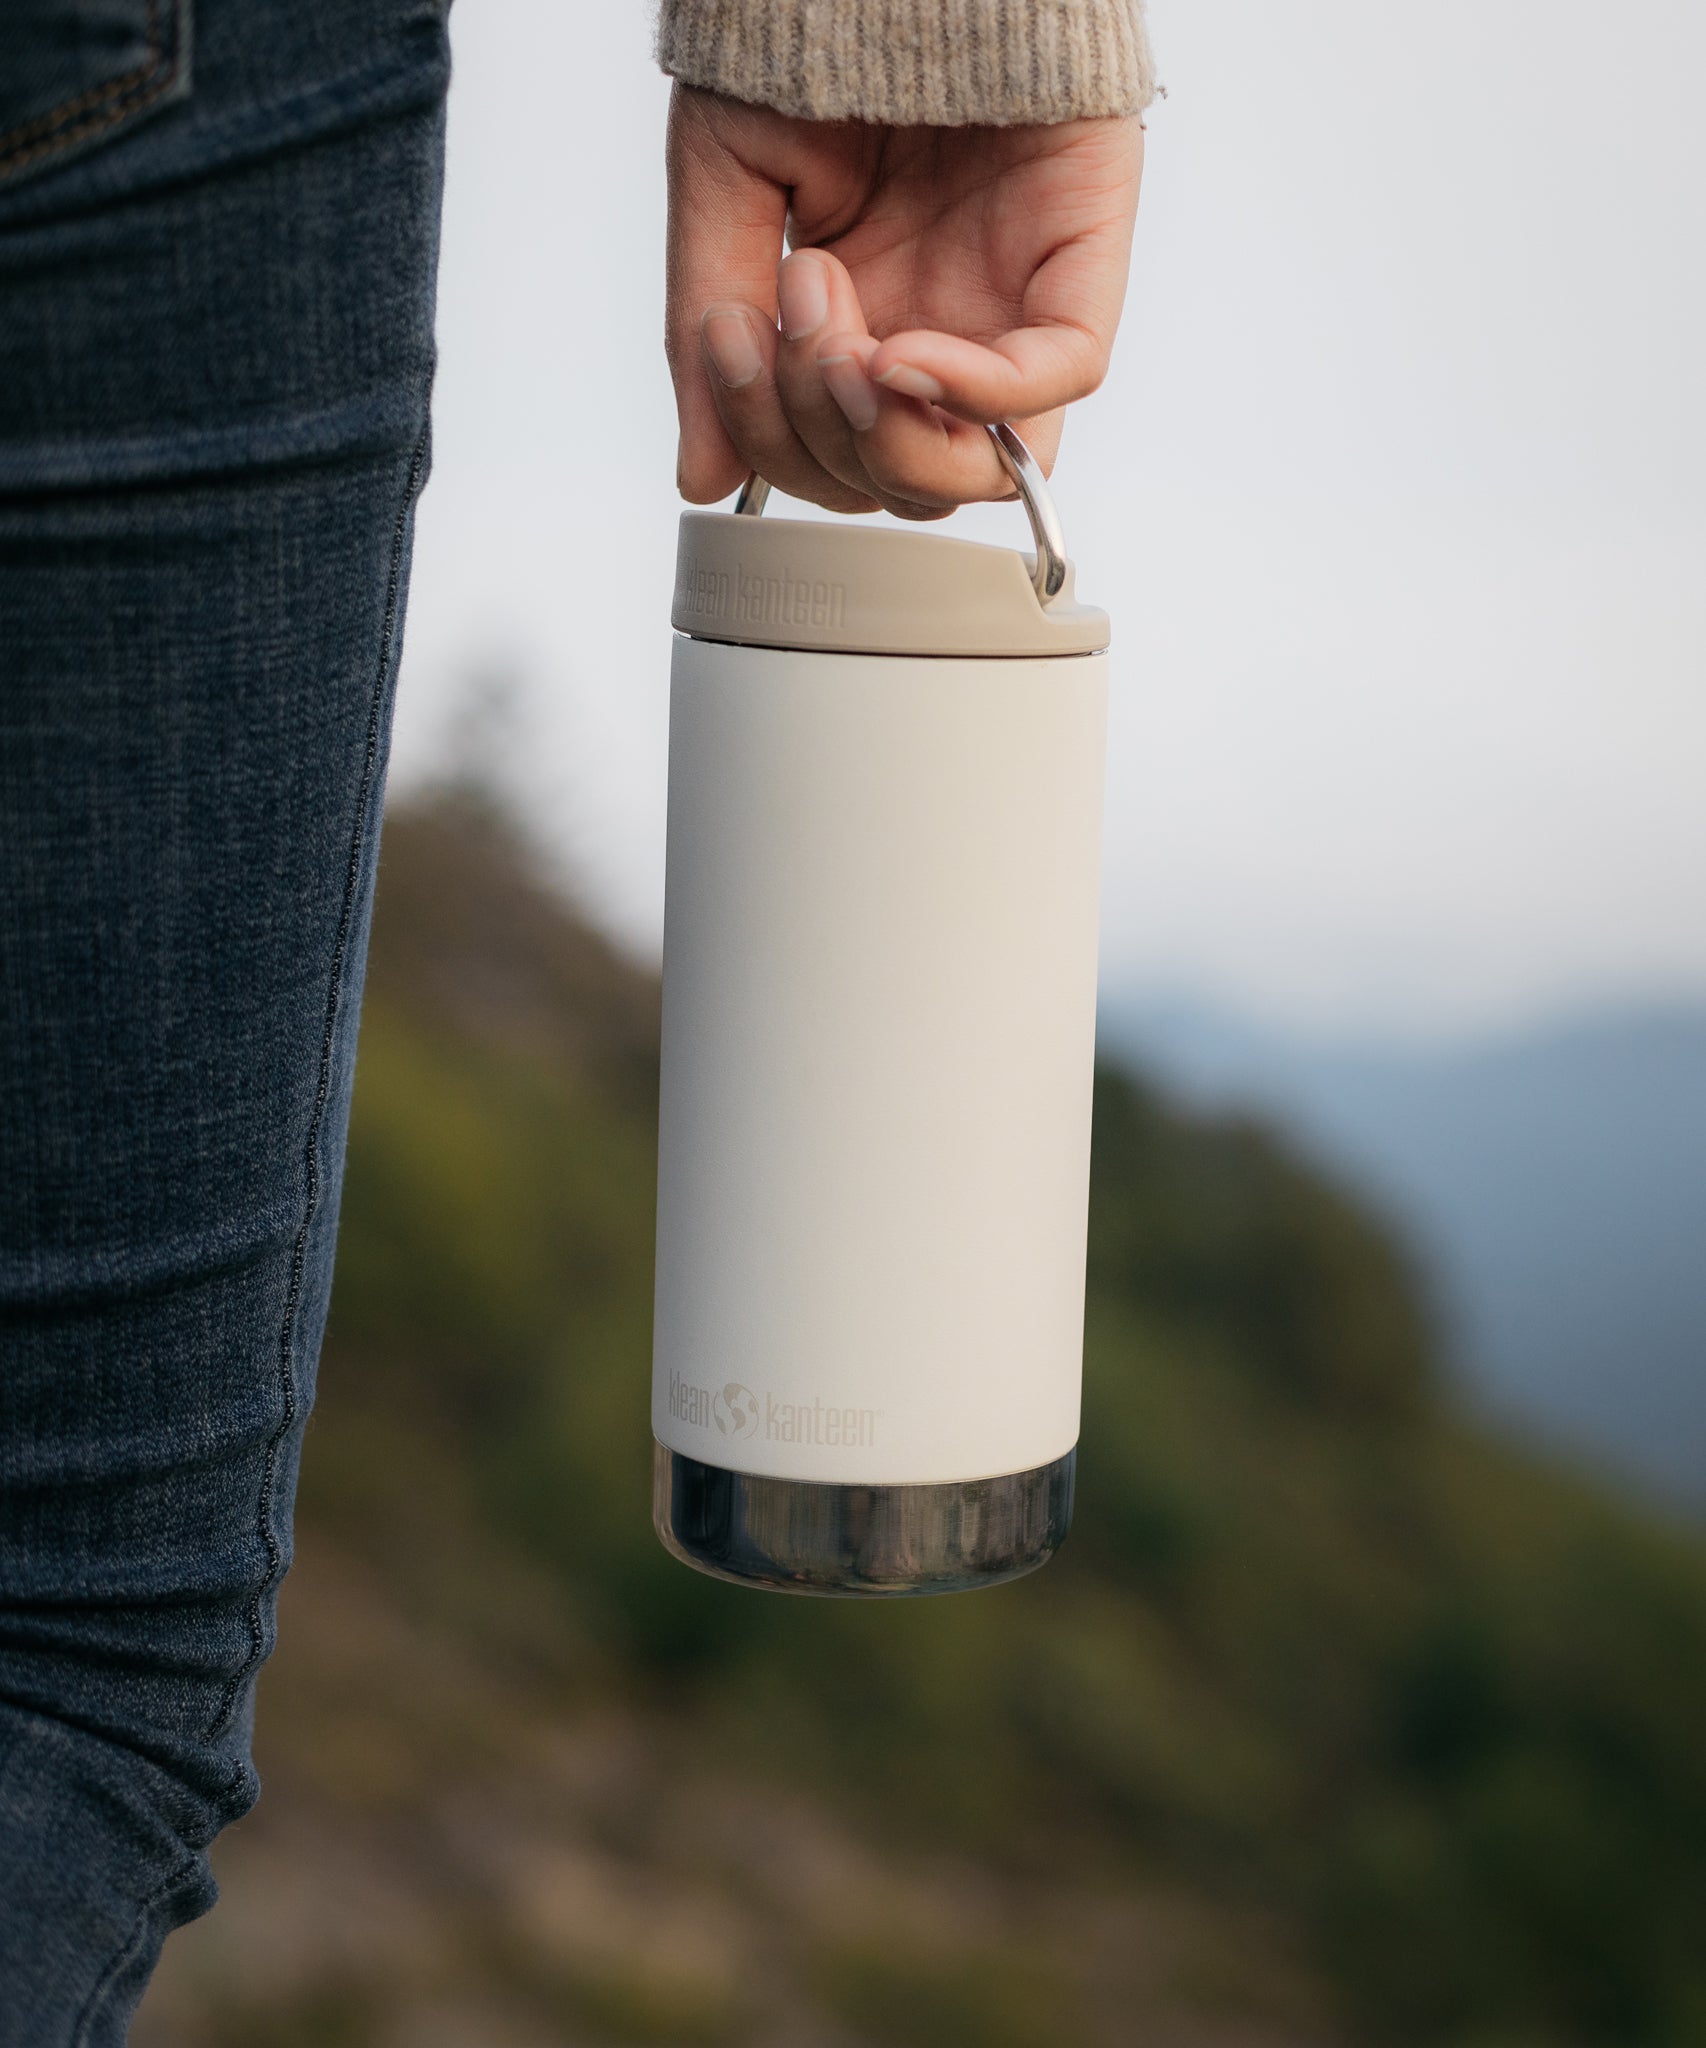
[778,253,830,342]
[702,308,762,388]
[820,354,880,433]
[875,362,943,403]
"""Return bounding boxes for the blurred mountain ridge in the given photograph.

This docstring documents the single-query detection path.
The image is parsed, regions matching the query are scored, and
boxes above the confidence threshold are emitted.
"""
[139,797,1706,2048]
[1101,997,1706,1510]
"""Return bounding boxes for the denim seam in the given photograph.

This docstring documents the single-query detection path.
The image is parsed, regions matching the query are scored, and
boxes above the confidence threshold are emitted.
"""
[67,1850,197,2048]
[0,0,180,181]
[0,0,161,147]
[204,421,430,1745]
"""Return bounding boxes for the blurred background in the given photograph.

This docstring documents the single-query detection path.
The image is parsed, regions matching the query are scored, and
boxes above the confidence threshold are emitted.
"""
[136,2,1705,2043]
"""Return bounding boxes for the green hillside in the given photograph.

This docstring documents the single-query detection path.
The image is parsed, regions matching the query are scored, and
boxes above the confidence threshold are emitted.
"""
[138,798,1706,2048]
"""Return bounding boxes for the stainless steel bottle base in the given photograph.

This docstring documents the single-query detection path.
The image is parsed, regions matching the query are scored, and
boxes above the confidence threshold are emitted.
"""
[652,1441,1075,1598]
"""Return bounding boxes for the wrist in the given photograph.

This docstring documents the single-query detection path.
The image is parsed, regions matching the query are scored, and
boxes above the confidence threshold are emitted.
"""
[656,0,1157,129]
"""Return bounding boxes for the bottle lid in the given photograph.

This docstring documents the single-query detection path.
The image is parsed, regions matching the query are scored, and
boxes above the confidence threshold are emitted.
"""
[672,512,1110,658]
[672,430,1107,658]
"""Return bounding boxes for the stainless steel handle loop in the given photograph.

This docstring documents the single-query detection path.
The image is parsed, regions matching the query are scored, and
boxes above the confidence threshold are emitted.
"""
[733,421,1068,609]
[733,473,771,517]
[985,423,1067,605]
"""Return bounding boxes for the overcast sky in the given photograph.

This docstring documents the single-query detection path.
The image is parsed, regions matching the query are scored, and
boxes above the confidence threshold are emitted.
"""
[393,0,1706,1041]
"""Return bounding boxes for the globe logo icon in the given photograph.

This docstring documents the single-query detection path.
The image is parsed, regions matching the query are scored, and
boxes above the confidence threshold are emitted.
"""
[712,1382,760,1440]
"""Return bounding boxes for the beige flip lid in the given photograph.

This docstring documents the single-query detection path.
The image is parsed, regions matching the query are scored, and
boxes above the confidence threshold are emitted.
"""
[672,510,1110,659]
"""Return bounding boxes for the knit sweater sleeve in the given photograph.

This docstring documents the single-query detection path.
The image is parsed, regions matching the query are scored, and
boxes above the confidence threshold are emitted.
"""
[654,0,1157,127]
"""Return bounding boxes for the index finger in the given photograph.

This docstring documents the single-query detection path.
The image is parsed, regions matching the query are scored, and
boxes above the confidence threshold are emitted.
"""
[665,88,789,501]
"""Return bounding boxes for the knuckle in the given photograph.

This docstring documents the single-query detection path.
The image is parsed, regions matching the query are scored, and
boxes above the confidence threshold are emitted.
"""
[791,447,879,510]
[1059,329,1109,399]
[724,432,868,516]
[795,476,879,515]
[866,447,959,510]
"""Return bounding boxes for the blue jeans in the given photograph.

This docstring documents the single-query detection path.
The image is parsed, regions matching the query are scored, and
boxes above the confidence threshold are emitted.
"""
[0,2,449,2036]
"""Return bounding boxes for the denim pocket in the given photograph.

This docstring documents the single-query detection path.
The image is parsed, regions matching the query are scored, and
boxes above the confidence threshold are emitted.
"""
[0,0,191,189]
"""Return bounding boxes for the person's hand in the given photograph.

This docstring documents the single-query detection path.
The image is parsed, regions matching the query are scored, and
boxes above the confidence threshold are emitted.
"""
[666,86,1144,518]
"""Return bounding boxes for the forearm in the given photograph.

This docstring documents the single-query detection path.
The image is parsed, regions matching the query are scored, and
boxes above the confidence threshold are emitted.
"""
[656,0,1156,127]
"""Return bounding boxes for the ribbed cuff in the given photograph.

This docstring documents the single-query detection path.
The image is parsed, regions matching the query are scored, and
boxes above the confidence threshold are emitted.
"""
[655,0,1157,127]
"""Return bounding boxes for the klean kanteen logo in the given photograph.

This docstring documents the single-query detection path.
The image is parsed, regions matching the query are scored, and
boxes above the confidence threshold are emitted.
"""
[676,557,847,633]
[712,1383,760,1441]
[666,1370,877,1449]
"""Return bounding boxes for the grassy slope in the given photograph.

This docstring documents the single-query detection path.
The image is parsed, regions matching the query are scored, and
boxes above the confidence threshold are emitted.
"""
[139,801,1706,2048]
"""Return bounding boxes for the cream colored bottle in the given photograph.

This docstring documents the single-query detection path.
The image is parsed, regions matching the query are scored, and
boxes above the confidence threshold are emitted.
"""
[652,442,1110,1595]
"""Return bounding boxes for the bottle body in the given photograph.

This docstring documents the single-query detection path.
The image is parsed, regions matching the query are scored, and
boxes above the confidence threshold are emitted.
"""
[652,629,1107,1593]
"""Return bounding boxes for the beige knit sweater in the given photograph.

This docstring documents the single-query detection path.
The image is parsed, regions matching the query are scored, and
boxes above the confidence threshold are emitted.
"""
[655,0,1157,127]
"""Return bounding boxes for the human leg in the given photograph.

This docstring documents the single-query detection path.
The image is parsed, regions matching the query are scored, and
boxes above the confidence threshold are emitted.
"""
[0,2,449,2035]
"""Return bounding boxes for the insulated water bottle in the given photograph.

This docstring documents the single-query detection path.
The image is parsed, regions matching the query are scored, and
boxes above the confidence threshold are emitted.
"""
[652,427,1110,1596]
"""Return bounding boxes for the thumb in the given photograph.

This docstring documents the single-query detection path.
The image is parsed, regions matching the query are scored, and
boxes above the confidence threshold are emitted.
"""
[666,87,789,503]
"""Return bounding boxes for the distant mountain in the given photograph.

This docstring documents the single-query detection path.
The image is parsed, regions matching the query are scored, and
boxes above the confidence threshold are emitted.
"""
[1101,1000,1706,1511]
